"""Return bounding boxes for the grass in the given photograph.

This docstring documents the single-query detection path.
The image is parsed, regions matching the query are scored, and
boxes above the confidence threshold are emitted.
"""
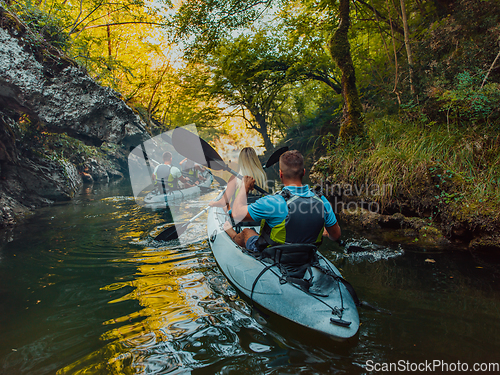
[314,115,500,224]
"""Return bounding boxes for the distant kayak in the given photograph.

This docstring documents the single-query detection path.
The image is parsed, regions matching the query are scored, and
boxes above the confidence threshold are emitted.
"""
[207,202,360,342]
[144,170,214,206]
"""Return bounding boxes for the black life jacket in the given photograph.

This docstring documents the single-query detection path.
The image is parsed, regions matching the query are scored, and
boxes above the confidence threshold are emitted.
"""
[255,189,326,251]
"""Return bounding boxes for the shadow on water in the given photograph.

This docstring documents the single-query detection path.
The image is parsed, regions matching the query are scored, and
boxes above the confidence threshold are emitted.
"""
[0,180,500,374]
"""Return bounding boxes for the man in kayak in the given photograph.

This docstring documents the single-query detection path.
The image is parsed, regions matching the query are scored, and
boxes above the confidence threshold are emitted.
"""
[180,158,206,185]
[225,150,341,251]
[153,151,193,192]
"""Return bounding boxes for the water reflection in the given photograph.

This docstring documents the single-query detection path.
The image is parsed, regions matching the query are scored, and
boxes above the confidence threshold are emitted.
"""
[1,181,500,375]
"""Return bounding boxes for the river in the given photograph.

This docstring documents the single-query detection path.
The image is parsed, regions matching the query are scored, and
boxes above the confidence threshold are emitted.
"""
[1,180,499,374]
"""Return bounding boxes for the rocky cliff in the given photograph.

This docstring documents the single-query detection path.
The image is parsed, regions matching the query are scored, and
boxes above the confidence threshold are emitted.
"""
[0,6,148,227]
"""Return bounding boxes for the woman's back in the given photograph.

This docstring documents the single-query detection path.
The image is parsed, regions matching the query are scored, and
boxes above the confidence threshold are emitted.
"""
[209,147,267,209]
[238,147,267,192]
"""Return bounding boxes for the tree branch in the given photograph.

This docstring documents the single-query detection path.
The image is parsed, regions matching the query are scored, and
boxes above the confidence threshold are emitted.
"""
[481,48,500,89]
[355,0,404,35]
[78,21,166,32]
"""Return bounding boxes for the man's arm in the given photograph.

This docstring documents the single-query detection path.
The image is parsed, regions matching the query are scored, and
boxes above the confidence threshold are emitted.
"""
[171,166,191,185]
[151,165,159,181]
[231,176,255,222]
[323,223,341,241]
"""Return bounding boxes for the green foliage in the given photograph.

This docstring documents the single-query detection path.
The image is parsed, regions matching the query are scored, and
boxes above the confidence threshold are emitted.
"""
[275,85,342,167]
[436,72,500,128]
[8,1,71,50]
[413,0,500,123]
[170,0,272,57]
[204,29,297,149]
[16,116,97,167]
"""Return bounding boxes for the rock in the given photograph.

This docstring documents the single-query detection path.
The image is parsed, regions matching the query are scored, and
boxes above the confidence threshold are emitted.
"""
[0,7,148,228]
[83,158,109,182]
[0,9,147,147]
[340,207,381,229]
[15,156,82,201]
[469,234,500,252]
[338,206,451,247]
[0,192,28,227]
[0,153,81,228]
[418,225,451,246]
[81,171,93,183]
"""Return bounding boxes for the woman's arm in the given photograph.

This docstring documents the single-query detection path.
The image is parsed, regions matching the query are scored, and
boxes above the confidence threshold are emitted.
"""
[209,176,237,207]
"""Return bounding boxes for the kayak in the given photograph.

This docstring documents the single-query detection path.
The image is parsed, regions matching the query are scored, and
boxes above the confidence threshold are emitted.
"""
[144,170,214,206]
[206,203,360,342]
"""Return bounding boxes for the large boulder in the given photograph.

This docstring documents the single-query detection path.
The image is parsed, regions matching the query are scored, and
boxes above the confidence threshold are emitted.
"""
[0,7,146,147]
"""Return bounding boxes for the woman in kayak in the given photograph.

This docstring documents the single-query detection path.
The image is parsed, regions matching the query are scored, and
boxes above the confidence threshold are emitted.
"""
[209,147,267,210]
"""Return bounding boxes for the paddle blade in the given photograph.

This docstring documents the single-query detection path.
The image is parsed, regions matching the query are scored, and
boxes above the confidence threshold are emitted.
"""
[154,222,189,241]
[172,127,225,170]
[213,175,227,186]
[265,146,288,168]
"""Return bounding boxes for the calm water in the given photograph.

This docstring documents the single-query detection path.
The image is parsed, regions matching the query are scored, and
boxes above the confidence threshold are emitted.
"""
[1,180,499,374]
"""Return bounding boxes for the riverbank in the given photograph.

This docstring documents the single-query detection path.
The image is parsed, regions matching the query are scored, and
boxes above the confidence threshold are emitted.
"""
[310,116,500,252]
[0,124,130,227]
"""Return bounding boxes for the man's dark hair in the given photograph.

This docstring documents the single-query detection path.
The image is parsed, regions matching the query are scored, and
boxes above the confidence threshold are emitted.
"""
[279,150,304,180]
[163,151,172,162]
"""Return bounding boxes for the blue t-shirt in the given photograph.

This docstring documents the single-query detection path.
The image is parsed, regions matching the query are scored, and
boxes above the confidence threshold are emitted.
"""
[247,185,337,228]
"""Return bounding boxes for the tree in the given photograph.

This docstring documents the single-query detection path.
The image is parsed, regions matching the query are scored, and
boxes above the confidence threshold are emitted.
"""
[206,32,293,150]
[166,0,365,142]
[328,0,364,141]
[9,0,225,133]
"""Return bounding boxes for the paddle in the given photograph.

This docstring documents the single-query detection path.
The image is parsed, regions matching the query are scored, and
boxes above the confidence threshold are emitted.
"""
[154,207,210,241]
[129,145,162,197]
[161,132,172,145]
[154,145,286,241]
[171,127,270,195]
[213,175,227,186]
[263,146,288,168]
[164,131,226,187]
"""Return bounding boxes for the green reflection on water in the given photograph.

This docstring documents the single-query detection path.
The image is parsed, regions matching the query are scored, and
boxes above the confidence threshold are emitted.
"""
[0,181,500,375]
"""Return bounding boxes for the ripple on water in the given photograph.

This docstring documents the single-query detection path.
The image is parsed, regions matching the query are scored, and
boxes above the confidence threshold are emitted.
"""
[57,241,277,374]
[331,237,405,263]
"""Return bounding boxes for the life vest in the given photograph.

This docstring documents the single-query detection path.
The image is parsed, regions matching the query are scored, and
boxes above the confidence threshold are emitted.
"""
[154,164,178,192]
[245,189,359,322]
[182,167,198,181]
[229,181,242,207]
[255,189,325,251]
[188,168,198,179]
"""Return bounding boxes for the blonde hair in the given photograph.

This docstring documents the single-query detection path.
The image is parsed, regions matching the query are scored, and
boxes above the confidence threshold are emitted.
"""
[238,147,267,191]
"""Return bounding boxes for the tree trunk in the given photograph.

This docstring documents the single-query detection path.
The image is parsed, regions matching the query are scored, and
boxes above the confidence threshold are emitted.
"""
[107,24,112,59]
[254,113,273,151]
[328,0,364,142]
[400,0,416,96]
